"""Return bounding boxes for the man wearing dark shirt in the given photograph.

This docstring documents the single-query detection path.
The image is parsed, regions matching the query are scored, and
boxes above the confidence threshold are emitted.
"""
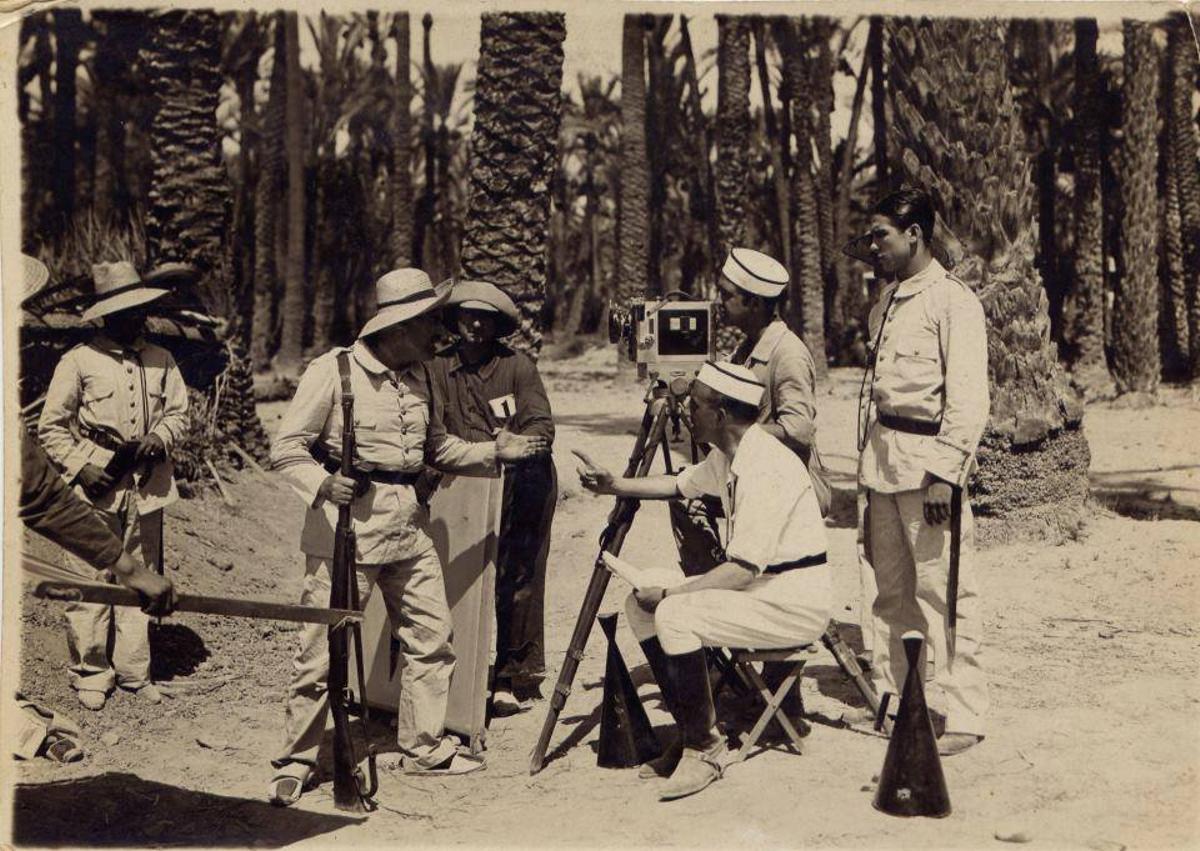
[427,280,557,713]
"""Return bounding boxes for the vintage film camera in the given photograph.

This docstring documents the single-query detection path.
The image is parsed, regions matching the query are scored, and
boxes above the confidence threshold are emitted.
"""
[608,293,716,390]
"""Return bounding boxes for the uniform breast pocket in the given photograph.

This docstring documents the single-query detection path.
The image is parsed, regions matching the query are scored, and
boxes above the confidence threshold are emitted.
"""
[892,340,941,389]
[81,378,117,421]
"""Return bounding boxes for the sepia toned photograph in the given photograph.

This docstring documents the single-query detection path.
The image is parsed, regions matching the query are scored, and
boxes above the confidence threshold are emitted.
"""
[1,0,1197,847]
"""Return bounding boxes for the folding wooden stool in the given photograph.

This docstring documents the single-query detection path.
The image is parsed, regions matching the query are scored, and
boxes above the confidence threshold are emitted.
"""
[726,644,815,763]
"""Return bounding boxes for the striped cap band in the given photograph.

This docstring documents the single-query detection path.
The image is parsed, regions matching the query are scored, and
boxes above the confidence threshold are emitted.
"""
[696,360,765,407]
[721,247,788,297]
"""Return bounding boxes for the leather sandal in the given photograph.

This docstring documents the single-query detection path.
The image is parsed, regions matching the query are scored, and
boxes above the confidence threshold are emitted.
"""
[42,733,84,764]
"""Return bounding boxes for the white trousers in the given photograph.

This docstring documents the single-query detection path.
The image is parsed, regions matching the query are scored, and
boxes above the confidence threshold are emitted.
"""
[624,562,832,655]
[865,488,987,736]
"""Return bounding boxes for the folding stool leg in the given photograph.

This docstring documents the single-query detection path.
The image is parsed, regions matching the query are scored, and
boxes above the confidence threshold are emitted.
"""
[733,660,807,763]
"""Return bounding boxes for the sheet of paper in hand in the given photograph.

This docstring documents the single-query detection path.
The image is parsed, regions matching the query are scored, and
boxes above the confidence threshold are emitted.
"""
[488,394,516,420]
[355,471,503,753]
[601,552,681,591]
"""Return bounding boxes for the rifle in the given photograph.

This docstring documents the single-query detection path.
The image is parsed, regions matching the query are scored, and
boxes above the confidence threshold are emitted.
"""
[328,353,377,812]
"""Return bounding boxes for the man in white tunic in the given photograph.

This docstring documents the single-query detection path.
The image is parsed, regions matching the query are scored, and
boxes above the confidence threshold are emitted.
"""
[575,362,830,801]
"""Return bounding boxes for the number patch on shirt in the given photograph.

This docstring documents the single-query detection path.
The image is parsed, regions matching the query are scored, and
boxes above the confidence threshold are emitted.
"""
[488,394,516,420]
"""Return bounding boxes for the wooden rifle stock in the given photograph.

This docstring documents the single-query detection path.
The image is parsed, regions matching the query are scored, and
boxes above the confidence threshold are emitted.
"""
[328,354,374,812]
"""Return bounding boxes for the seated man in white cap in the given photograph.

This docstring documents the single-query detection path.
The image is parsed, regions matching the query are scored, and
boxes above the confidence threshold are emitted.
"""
[574,362,831,801]
[268,269,549,804]
[426,281,557,715]
[38,260,189,711]
[716,247,829,514]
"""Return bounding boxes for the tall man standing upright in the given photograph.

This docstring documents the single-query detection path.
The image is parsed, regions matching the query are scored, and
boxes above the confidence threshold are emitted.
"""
[38,261,189,711]
[856,188,990,756]
[267,270,548,805]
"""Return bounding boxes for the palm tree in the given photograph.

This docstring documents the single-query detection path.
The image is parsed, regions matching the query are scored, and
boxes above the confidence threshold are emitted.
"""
[1111,20,1160,393]
[751,18,789,271]
[773,17,827,379]
[275,11,306,372]
[886,17,1090,532]
[390,12,414,268]
[1067,18,1115,398]
[715,15,751,253]
[869,15,888,197]
[143,9,232,317]
[1164,12,1200,378]
[90,11,142,229]
[49,8,83,240]
[459,11,566,354]
[617,13,650,305]
[251,12,285,371]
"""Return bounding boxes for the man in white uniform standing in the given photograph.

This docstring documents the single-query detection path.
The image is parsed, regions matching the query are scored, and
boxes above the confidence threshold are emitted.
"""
[575,362,831,801]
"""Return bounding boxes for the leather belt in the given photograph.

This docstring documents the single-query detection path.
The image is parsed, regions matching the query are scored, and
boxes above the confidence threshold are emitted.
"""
[764,552,828,575]
[81,426,126,452]
[877,413,941,436]
[311,443,420,486]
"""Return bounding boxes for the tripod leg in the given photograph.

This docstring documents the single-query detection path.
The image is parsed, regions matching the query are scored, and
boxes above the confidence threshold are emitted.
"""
[529,399,672,774]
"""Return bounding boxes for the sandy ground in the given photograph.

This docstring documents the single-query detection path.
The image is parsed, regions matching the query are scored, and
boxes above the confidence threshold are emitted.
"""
[8,345,1200,849]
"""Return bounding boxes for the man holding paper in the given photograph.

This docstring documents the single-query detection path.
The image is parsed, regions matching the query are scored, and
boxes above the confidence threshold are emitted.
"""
[574,361,831,802]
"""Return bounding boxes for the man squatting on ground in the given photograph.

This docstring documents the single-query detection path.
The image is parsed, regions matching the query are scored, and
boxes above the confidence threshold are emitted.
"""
[575,362,832,801]
[38,261,189,712]
[855,188,990,756]
[267,269,548,805]
[426,281,557,713]
[16,437,177,762]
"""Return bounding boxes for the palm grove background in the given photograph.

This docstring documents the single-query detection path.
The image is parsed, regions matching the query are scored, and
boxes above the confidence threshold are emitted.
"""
[14,7,1200,540]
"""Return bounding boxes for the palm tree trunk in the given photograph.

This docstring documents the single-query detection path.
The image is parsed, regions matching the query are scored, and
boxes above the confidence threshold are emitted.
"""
[1165,12,1200,379]
[617,13,650,304]
[645,15,671,298]
[276,11,307,371]
[1067,18,1115,398]
[679,15,721,276]
[808,17,840,365]
[833,21,873,364]
[251,11,285,371]
[1111,20,1160,394]
[774,17,827,379]
[752,18,790,270]
[51,8,84,239]
[869,15,888,198]
[459,12,566,355]
[390,12,414,268]
[416,13,438,280]
[715,15,751,253]
[143,9,232,317]
[887,17,1090,535]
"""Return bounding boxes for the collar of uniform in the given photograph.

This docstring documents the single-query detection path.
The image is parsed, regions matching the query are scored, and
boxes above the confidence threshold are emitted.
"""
[747,319,788,364]
[352,339,393,375]
[893,258,946,299]
[92,334,147,355]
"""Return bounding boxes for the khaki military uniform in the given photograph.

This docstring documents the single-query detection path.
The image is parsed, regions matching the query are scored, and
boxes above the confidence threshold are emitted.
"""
[38,336,188,695]
[857,259,990,736]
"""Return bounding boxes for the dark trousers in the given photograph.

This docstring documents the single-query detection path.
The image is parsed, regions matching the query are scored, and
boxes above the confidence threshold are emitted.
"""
[494,457,557,697]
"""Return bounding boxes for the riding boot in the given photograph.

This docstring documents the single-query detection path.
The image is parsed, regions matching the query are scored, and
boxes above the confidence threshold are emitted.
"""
[638,638,683,779]
[660,649,726,801]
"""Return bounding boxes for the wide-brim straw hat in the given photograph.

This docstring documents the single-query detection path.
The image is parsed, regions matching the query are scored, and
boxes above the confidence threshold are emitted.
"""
[81,260,173,322]
[359,268,452,338]
[446,280,520,337]
[22,254,50,299]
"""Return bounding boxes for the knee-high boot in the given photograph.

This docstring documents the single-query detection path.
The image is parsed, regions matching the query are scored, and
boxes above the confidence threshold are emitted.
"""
[659,649,725,801]
[638,638,683,779]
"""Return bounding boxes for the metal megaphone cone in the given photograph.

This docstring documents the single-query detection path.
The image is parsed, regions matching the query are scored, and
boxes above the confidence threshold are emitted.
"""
[873,632,951,818]
[596,613,662,768]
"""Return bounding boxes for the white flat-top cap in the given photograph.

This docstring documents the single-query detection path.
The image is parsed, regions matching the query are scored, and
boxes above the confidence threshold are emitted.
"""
[722,247,789,298]
[696,360,765,407]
